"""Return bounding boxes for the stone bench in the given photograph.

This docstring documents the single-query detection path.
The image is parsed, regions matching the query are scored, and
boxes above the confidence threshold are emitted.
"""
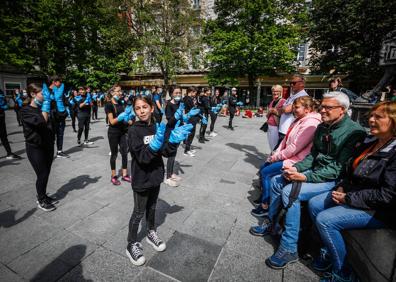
[343,229,396,282]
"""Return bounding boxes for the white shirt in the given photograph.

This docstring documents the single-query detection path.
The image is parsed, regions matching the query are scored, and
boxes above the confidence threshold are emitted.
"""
[278,89,309,134]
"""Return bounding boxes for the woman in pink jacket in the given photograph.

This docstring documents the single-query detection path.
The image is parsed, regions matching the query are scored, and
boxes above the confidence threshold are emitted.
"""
[252,96,321,217]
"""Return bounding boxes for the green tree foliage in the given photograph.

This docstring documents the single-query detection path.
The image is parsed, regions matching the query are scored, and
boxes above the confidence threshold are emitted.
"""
[122,0,202,90]
[204,0,307,93]
[0,0,135,89]
[309,0,396,90]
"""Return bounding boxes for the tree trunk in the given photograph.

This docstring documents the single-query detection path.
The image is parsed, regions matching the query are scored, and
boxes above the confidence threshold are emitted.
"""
[248,73,256,107]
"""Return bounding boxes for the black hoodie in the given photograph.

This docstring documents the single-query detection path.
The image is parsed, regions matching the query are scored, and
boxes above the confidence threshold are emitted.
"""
[128,120,177,192]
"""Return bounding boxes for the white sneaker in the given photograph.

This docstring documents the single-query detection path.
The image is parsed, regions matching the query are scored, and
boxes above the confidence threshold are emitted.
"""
[183,151,195,157]
[164,178,179,187]
[171,174,182,181]
[189,149,197,154]
[108,151,112,156]
[83,140,94,145]
[209,132,217,137]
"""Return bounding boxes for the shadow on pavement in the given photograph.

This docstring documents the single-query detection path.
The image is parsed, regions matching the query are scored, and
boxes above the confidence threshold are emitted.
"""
[31,245,92,282]
[137,199,184,241]
[225,142,267,169]
[52,174,101,201]
[7,130,23,136]
[89,136,104,142]
[0,158,22,167]
[0,208,37,228]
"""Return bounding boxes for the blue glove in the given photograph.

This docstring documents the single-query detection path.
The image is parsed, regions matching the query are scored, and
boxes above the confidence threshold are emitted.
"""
[92,94,97,100]
[187,107,200,118]
[174,106,184,120]
[236,101,244,106]
[42,83,51,102]
[169,121,193,144]
[201,115,208,125]
[149,123,166,152]
[124,106,135,120]
[99,94,104,100]
[222,100,227,105]
[85,95,92,105]
[211,106,218,113]
[75,95,82,102]
[179,102,185,112]
[117,112,128,123]
[0,95,8,110]
[160,108,165,115]
[41,100,51,113]
[69,99,75,106]
[65,90,71,98]
[53,83,65,112]
[16,95,23,107]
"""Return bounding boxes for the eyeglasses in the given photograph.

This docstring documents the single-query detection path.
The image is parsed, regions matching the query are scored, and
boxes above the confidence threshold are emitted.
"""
[290,80,303,85]
[319,105,343,111]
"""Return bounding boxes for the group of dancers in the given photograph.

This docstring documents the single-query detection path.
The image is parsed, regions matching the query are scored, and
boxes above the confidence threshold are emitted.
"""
[1,79,246,267]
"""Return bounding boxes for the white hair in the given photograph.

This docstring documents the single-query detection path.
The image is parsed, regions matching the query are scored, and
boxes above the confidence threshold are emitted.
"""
[323,91,350,110]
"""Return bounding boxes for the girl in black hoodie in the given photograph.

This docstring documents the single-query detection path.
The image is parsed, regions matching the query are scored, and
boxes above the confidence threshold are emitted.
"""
[126,96,192,266]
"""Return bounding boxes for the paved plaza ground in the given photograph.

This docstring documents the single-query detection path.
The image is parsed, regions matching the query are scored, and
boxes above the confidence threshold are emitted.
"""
[0,109,319,281]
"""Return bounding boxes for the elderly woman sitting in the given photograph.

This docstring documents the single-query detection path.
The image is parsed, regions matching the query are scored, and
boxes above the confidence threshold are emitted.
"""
[309,101,396,282]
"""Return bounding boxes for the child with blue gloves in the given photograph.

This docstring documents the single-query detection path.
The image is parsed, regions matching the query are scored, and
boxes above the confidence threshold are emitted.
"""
[126,95,192,266]
[21,83,58,211]
[105,84,134,185]
[76,87,94,146]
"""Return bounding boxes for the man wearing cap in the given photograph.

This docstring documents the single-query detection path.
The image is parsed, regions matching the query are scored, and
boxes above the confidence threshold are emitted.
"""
[228,88,238,130]
[276,74,308,148]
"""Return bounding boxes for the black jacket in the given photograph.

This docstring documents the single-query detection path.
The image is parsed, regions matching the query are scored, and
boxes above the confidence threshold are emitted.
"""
[228,95,237,113]
[128,121,177,192]
[341,136,396,229]
[20,105,55,149]
[197,96,210,116]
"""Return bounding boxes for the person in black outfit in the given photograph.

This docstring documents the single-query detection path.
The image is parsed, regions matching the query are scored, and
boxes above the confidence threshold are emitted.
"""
[152,86,165,123]
[68,90,78,132]
[91,90,99,120]
[183,87,199,156]
[197,88,210,143]
[13,89,24,126]
[228,87,238,130]
[126,95,192,266]
[76,87,94,146]
[208,89,221,137]
[0,89,22,159]
[105,84,133,185]
[48,76,70,159]
[21,83,58,211]
[164,86,184,187]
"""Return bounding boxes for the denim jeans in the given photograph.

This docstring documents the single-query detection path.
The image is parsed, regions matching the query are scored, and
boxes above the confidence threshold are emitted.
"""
[259,161,283,204]
[268,173,336,253]
[308,191,385,272]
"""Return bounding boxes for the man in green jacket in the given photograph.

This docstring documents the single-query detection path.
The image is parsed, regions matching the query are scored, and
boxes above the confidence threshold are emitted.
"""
[250,91,367,269]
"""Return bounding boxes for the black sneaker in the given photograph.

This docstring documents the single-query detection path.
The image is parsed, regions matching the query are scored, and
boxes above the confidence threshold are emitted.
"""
[6,153,22,160]
[45,195,59,205]
[37,199,56,212]
[77,139,81,146]
[56,151,70,158]
[146,230,166,252]
[126,243,146,266]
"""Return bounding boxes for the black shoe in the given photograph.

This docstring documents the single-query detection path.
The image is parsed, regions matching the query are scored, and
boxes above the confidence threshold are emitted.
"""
[146,230,166,252]
[77,139,81,146]
[198,139,205,144]
[73,128,77,133]
[56,151,70,158]
[45,195,59,204]
[6,153,22,160]
[37,199,56,212]
[230,127,234,130]
[126,243,146,266]
[253,198,261,207]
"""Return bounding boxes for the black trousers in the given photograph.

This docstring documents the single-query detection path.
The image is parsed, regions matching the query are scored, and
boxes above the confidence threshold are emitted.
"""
[77,114,90,141]
[26,143,54,201]
[108,128,128,170]
[184,122,197,153]
[92,106,98,120]
[0,114,12,155]
[70,110,77,131]
[54,118,65,152]
[199,113,208,140]
[127,186,160,244]
[166,156,176,178]
[15,109,22,126]
[229,109,235,128]
[209,112,217,132]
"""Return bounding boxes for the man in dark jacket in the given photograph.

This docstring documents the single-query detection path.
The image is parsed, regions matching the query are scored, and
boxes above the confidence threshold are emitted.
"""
[250,91,367,269]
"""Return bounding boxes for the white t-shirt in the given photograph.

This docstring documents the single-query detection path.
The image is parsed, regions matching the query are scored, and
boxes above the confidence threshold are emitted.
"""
[278,90,309,134]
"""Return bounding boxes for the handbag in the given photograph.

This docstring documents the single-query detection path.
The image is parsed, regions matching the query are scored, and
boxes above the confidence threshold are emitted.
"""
[260,122,269,132]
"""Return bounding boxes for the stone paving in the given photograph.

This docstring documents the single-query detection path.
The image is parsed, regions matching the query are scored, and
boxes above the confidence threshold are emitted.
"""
[0,109,319,281]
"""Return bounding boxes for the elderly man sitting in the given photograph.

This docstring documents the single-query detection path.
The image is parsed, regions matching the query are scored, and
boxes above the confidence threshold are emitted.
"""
[249,92,367,269]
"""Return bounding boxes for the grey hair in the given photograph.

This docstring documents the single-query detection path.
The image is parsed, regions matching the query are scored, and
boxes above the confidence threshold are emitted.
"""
[292,74,305,82]
[323,91,350,110]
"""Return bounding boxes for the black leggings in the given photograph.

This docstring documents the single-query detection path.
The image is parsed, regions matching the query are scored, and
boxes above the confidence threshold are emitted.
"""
[77,114,90,141]
[229,109,235,127]
[92,106,98,120]
[127,186,160,244]
[209,112,217,132]
[70,110,77,131]
[184,119,198,153]
[26,143,54,201]
[0,114,12,155]
[166,156,176,178]
[108,128,128,170]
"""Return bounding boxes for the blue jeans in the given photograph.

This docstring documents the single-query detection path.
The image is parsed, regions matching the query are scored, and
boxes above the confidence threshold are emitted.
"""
[268,173,336,253]
[308,192,385,272]
[259,161,283,204]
